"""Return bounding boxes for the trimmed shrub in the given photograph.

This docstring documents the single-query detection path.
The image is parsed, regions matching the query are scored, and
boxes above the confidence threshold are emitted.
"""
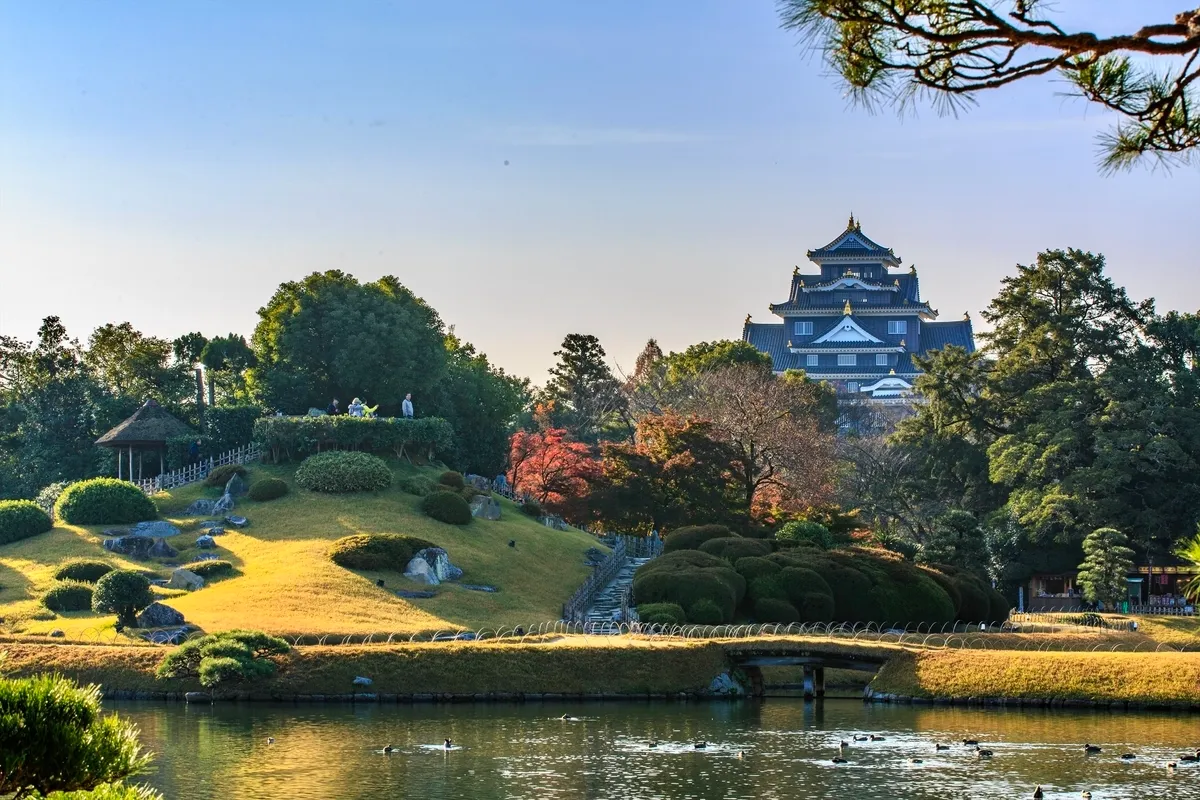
[204,463,247,488]
[776,520,836,549]
[438,470,466,490]
[747,574,790,603]
[247,477,289,501]
[91,570,154,627]
[294,451,392,493]
[637,602,686,626]
[794,591,836,621]
[699,537,773,562]
[734,556,782,583]
[180,559,235,579]
[54,479,157,526]
[398,475,438,496]
[988,589,1011,624]
[663,524,735,553]
[157,629,289,688]
[0,500,53,545]
[253,415,455,463]
[779,567,835,621]
[519,500,543,518]
[42,580,94,612]
[420,491,473,525]
[755,598,801,623]
[54,559,114,583]
[328,533,436,571]
[688,598,725,625]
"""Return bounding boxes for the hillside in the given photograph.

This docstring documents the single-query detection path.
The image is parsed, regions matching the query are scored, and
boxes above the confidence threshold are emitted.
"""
[0,463,603,639]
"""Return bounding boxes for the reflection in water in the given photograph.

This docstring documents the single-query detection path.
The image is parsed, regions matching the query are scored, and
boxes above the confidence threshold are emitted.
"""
[116,700,1200,799]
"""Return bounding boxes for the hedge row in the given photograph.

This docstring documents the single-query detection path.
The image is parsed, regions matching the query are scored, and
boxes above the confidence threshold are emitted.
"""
[294,451,392,493]
[253,416,454,463]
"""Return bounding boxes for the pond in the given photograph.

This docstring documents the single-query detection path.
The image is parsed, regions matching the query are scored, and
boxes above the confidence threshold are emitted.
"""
[116,700,1198,799]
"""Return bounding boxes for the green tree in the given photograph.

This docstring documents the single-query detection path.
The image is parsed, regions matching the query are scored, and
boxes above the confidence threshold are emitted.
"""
[200,334,256,406]
[85,323,191,407]
[778,1,1200,170]
[661,339,772,382]
[1076,527,1136,608]
[918,509,987,572]
[542,333,624,443]
[1178,528,1200,602]
[91,571,154,628]
[249,271,447,414]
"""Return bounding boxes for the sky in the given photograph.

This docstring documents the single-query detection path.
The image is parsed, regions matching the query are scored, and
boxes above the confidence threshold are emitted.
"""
[2,1,1198,383]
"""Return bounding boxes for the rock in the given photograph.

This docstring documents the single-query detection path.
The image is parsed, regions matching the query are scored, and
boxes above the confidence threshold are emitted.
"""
[204,527,226,536]
[583,547,606,567]
[191,553,219,562]
[167,568,205,591]
[352,676,373,686]
[225,473,248,497]
[103,535,156,559]
[413,547,463,582]
[404,557,440,585]
[195,535,217,549]
[148,538,178,559]
[539,514,570,531]
[469,495,501,521]
[198,520,223,530]
[132,520,181,538]
[464,474,491,491]
[185,691,211,703]
[224,515,249,528]
[213,492,235,514]
[183,499,218,517]
[49,629,65,638]
[707,672,745,696]
[461,584,499,593]
[136,602,185,629]
[102,527,131,537]
[396,589,437,599]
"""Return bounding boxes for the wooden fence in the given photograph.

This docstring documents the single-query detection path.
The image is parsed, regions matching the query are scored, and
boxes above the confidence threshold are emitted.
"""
[137,443,262,494]
[561,534,664,624]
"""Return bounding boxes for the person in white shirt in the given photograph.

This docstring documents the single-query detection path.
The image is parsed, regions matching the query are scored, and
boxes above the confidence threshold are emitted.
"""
[401,393,414,418]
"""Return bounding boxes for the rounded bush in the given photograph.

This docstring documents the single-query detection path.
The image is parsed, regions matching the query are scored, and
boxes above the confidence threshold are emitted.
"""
[748,574,789,603]
[294,451,392,493]
[734,556,782,583]
[663,525,734,553]
[699,537,773,562]
[247,477,289,502]
[437,471,466,490]
[180,559,235,579]
[398,475,437,496]
[204,463,248,488]
[519,500,543,518]
[987,589,1011,624]
[42,580,94,612]
[633,569,737,622]
[794,591,836,622]
[419,491,473,525]
[776,520,836,549]
[688,598,725,625]
[53,559,114,583]
[755,598,801,623]
[0,500,53,545]
[91,570,154,627]
[54,479,157,526]
[637,602,686,626]
[328,533,437,571]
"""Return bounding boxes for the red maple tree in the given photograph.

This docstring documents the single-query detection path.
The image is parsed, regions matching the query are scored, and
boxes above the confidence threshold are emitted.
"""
[508,427,598,516]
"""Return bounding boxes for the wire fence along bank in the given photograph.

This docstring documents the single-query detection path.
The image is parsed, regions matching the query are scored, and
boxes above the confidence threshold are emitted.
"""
[136,443,262,494]
[58,614,1199,652]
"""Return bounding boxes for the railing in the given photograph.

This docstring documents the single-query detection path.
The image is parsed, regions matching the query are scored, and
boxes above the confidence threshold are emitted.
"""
[1129,604,1196,616]
[136,443,262,494]
[562,539,628,624]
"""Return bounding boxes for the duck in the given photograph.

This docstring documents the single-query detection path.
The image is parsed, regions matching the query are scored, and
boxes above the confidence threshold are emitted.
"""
[1083,743,1102,754]
[839,739,850,748]
[266,737,275,745]
[869,734,886,741]
[694,742,707,750]
[1032,788,1044,799]
[854,735,869,742]
[736,751,744,759]
[648,741,658,749]
[908,758,923,765]
[975,746,994,758]
[443,739,453,750]
[559,714,579,722]
[962,739,980,746]
[1082,793,1093,799]
[935,744,950,751]
[1180,750,1200,762]
[1120,752,1136,760]
[831,756,848,764]
[1168,762,1178,771]
[383,744,395,754]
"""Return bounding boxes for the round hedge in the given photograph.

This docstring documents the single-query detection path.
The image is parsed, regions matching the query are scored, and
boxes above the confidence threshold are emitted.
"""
[0,500,53,545]
[180,560,235,579]
[248,477,289,502]
[734,556,782,583]
[91,570,154,626]
[54,479,158,526]
[420,491,473,525]
[637,602,686,626]
[328,533,437,571]
[663,525,734,553]
[204,463,248,488]
[53,559,114,583]
[755,597,801,623]
[519,500,543,518]
[698,537,773,562]
[688,598,725,625]
[988,588,1011,624]
[294,451,392,493]
[398,475,437,496]
[632,551,746,623]
[42,580,94,612]
[776,520,836,549]
[437,471,466,490]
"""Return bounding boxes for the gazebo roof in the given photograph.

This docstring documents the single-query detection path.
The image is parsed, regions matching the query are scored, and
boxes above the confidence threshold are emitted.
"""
[96,399,196,448]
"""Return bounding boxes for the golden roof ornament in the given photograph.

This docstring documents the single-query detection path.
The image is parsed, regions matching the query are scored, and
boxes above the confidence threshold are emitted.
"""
[744,313,752,326]
[847,213,856,231]
[855,218,862,231]
[963,310,971,321]
[889,369,896,375]
[899,339,907,348]
[799,279,805,287]
[909,264,917,275]
[793,265,799,276]
[843,299,853,315]
[894,278,900,286]
[787,340,794,348]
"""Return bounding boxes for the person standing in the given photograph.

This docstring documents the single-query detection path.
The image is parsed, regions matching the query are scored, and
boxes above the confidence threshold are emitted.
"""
[401,393,414,419]
[326,398,341,416]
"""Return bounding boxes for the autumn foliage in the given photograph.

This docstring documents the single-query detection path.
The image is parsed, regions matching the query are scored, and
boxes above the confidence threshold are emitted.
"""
[508,427,598,518]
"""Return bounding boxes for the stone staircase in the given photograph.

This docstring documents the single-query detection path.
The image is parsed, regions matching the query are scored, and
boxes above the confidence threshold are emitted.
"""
[583,557,653,626]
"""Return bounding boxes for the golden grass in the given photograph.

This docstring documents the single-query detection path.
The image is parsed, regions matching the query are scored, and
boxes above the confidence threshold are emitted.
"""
[0,463,603,638]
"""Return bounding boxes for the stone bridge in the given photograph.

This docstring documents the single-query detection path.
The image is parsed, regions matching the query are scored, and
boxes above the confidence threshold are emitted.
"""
[724,644,890,699]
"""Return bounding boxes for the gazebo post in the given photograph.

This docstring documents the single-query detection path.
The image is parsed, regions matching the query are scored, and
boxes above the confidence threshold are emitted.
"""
[159,449,164,476]
[129,446,133,482]
[138,450,143,481]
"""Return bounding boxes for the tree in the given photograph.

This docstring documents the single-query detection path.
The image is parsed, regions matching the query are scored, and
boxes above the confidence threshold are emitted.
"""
[91,570,154,628]
[1076,527,1136,608]
[85,323,191,407]
[200,334,256,406]
[779,1,1200,169]
[249,271,447,414]
[542,333,625,443]
[1178,527,1200,602]
[918,509,988,571]
[507,428,599,517]
[0,672,158,798]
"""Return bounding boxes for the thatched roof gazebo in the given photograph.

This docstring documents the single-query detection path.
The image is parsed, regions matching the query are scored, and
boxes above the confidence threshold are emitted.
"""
[96,399,197,481]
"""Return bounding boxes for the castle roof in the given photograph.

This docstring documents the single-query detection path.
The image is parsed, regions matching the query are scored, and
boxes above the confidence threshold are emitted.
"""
[805,216,901,267]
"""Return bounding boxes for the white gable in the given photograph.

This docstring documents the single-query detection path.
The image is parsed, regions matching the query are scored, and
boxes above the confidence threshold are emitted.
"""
[812,316,884,344]
[806,277,894,293]
[835,234,866,249]
[860,377,914,393]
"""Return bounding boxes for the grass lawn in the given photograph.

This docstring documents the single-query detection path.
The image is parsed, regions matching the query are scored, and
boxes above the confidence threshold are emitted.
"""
[0,462,603,638]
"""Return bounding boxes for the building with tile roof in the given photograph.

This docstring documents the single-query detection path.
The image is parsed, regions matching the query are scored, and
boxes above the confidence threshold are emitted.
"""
[742,216,975,403]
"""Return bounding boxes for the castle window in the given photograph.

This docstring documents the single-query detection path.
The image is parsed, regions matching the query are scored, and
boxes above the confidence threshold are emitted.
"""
[876,354,889,366]
[847,382,860,393]
[838,354,856,366]
[888,320,908,335]
[806,354,818,367]
[794,321,813,336]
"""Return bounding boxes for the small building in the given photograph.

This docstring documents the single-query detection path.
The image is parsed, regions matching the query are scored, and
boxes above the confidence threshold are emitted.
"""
[96,399,197,481]
[742,216,975,403]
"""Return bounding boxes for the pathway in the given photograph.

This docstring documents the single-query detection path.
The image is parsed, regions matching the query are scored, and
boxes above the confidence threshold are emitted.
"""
[583,557,653,626]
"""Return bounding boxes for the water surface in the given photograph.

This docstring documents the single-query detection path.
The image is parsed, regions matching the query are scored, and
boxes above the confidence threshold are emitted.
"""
[116,700,1200,799]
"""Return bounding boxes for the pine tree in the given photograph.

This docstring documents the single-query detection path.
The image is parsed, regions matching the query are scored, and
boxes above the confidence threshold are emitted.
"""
[1077,527,1136,609]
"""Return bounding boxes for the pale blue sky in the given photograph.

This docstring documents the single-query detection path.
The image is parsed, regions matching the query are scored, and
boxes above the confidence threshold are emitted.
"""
[2,2,1197,381]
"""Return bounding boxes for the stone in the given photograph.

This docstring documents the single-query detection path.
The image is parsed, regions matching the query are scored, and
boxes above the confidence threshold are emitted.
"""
[191,553,219,562]
[205,527,226,536]
[540,514,570,531]
[352,676,373,686]
[147,538,178,559]
[404,557,439,585]
[225,473,248,497]
[167,568,205,591]
[583,547,606,567]
[395,589,437,599]
[199,520,223,530]
[224,515,249,528]
[213,492,235,514]
[464,474,491,491]
[184,499,218,517]
[132,521,181,538]
[469,495,501,521]
[136,602,185,629]
[103,535,156,559]
[707,672,745,696]
[195,534,217,549]
[185,691,211,703]
[49,629,65,638]
[410,547,463,582]
[461,584,499,593]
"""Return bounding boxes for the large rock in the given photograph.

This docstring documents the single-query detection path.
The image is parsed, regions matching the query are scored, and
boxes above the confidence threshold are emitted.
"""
[195,534,217,549]
[147,538,178,559]
[167,568,205,591]
[225,473,248,497]
[540,514,570,531]
[136,602,185,629]
[469,495,501,521]
[404,557,440,585]
[708,672,746,696]
[464,474,491,491]
[103,535,156,559]
[213,492,235,514]
[183,499,217,517]
[132,520,180,538]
